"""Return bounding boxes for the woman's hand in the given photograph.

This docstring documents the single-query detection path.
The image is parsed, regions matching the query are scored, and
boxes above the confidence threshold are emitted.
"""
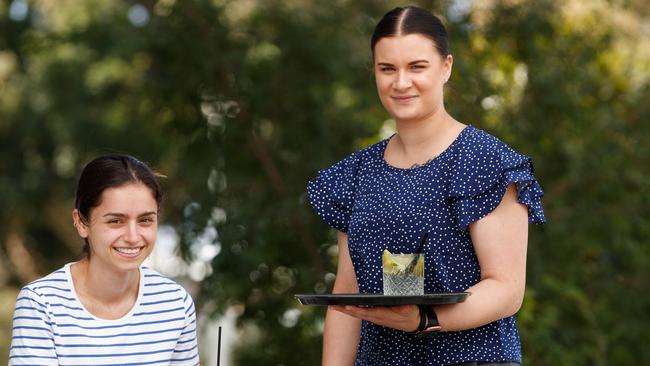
[331,184,529,334]
[329,304,420,332]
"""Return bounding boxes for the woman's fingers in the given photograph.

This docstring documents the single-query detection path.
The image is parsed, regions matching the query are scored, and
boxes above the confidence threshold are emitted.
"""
[329,305,419,331]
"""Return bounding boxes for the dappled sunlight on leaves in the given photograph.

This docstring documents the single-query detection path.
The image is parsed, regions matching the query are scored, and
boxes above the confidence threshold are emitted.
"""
[1,0,649,364]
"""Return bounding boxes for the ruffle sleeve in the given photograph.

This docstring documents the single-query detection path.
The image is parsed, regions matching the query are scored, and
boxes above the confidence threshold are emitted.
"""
[307,153,360,233]
[448,131,546,230]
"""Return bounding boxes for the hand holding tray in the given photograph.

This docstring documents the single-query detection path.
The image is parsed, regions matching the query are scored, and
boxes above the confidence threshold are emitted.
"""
[295,292,469,306]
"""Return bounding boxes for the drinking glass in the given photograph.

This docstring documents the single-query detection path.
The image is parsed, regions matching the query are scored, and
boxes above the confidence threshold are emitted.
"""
[382,250,424,296]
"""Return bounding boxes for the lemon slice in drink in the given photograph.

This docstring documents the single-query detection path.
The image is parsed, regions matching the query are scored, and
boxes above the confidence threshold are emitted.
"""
[382,249,408,274]
[383,249,424,276]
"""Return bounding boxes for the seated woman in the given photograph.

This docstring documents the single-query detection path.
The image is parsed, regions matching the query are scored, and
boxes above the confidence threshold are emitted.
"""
[10,154,199,365]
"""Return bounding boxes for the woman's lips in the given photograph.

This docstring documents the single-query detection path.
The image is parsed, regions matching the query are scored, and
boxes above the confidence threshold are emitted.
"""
[391,95,418,103]
[113,246,144,258]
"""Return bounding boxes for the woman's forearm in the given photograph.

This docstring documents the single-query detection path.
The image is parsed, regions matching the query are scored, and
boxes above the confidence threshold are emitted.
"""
[323,231,362,365]
[322,307,361,366]
[435,277,525,332]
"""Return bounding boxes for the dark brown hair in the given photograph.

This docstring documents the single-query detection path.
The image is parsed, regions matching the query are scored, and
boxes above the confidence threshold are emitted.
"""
[371,6,450,57]
[75,154,163,257]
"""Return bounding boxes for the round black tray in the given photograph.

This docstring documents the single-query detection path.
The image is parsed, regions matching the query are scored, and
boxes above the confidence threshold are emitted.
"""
[295,292,469,306]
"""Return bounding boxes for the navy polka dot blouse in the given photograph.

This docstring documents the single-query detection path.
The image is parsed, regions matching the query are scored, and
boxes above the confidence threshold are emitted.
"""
[307,125,545,366]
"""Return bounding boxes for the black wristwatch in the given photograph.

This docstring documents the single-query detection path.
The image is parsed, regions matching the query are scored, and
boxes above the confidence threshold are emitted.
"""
[411,305,441,338]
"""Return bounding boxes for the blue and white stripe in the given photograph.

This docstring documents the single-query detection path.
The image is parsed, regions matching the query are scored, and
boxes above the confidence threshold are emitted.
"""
[9,264,199,365]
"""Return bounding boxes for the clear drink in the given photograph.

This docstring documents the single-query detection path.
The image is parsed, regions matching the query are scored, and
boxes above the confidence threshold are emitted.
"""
[382,249,424,296]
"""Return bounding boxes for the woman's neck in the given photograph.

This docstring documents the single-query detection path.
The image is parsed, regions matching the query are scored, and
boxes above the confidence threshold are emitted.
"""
[394,107,451,149]
[73,259,139,305]
[389,107,464,166]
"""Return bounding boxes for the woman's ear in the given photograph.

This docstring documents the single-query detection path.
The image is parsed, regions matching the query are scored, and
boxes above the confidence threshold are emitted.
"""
[72,209,89,238]
[444,54,453,82]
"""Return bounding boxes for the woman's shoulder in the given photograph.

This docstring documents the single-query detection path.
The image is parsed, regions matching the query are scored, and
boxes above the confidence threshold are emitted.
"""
[447,125,538,194]
[357,138,389,157]
[310,139,386,185]
[327,139,386,170]
[141,266,193,300]
[21,264,72,297]
[457,125,515,155]
[142,266,184,285]
[447,125,546,227]
[307,139,387,232]
[450,125,532,171]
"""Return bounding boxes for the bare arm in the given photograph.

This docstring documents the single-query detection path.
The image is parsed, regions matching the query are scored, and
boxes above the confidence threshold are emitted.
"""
[322,231,361,366]
[434,183,529,330]
[333,184,529,332]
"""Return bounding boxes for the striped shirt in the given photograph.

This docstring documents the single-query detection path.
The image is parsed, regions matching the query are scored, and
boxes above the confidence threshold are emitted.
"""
[9,263,200,365]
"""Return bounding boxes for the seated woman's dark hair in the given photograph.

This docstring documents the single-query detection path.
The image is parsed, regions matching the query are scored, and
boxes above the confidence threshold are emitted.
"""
[75,154,163,257]
[371,6,450,57]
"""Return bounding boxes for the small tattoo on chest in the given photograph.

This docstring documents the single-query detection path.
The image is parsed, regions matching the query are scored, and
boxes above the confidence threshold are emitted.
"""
[409,157,437,169]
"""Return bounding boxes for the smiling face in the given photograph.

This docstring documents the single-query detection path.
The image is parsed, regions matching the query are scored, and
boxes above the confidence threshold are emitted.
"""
[73,183,158,273]
[373,33,453,124]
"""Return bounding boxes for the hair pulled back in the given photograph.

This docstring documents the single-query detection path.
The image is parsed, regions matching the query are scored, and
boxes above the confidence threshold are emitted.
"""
[371,6,450,57]
[75,154,163,257]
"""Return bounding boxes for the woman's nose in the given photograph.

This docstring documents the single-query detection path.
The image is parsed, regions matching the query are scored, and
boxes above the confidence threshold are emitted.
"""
[123,221,140,243]
[393,70,412,90]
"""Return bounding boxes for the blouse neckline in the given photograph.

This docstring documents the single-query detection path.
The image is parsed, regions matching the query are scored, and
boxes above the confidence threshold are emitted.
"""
[380,124,472,172]
[64,262,145,323]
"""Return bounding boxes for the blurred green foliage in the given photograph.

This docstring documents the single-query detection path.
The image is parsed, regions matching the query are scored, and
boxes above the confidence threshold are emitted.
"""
[1,0,649,364]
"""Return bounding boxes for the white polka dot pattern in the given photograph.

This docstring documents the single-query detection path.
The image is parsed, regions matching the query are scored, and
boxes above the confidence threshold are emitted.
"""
[307,125,545,365]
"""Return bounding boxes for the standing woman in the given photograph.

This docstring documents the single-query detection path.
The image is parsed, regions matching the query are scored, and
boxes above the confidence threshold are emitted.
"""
[10,155,199,365]
[308,6,545,366]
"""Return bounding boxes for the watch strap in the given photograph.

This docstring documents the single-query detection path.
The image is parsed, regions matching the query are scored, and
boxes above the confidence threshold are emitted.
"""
[416,305,441,338]
[406,305,427,334]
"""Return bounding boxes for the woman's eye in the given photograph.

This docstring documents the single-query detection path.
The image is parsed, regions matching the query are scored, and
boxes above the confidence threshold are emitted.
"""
[380,67,395,72]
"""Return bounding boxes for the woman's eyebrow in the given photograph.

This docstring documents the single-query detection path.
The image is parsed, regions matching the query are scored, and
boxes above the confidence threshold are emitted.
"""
[101,212,157,218]
[103,213,127,218]
[376,60,430,66]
